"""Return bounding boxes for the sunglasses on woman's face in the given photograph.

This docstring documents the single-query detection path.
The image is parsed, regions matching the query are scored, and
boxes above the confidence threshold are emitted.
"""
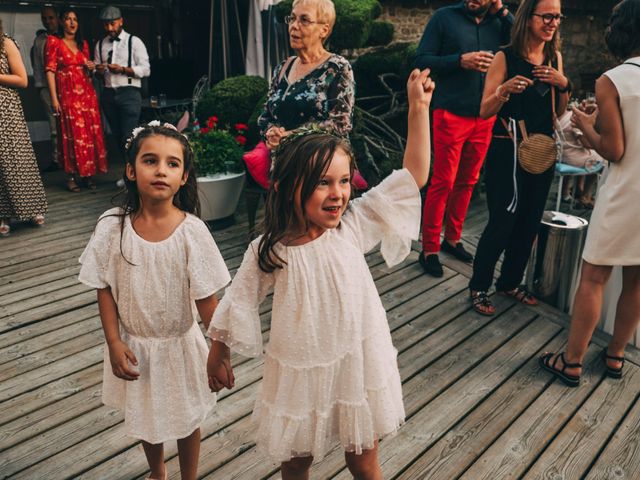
[532,13,565,25]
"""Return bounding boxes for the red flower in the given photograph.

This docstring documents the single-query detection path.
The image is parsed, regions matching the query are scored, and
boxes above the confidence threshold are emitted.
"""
[235,123,249,131]
[235,135,247,146]
[200,127,210,134]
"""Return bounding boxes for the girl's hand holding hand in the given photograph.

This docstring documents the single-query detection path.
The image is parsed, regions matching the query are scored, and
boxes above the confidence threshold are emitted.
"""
[532,65,568,89]
[407,68,435,109]
[85,60,95,71]
[207,345,235,392]
[207,357,234,392]
[108,340,139,381]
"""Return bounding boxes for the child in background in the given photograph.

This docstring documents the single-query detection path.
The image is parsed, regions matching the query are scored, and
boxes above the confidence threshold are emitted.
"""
[207,69,434,479]
[78,122,230,480]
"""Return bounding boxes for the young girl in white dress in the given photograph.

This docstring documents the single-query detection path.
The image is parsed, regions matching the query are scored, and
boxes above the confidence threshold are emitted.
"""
[79,122,231,480]
[206,69,434,479]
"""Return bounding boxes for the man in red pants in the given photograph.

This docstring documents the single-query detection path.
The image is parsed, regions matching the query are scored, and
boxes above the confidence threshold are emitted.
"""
[415,0,513,276]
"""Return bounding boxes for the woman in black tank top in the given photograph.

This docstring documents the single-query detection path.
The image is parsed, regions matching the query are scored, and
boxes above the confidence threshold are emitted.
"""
[468,0,570,315]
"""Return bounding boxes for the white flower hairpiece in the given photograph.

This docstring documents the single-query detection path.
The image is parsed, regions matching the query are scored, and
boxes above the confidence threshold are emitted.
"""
[124,121,183,151]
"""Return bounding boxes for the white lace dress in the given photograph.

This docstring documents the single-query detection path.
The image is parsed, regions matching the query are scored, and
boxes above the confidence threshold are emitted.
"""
[79,208,231,443]
[208,169,421,462]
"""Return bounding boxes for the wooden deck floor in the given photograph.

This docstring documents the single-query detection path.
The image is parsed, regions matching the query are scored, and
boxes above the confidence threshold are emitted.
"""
[1,176,640,480]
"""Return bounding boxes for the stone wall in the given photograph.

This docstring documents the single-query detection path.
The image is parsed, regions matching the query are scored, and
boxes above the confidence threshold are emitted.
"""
[378,3,617,93]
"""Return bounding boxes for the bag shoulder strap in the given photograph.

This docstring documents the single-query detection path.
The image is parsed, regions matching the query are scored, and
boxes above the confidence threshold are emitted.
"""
[278,56,296,83]
[99,38,103,64]
[624,61,640,68]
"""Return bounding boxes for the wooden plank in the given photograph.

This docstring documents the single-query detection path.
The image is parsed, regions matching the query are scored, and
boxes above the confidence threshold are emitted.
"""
[585,394,640,479]
[0,364,102,426]
[0,344,102,402]
[0,404,124,477]
[0,274,81,308]
[0,290,96,334]
[398,334,566,480]
[0,248,85,279]
[0,264,80,297]
[526,365,640,479]
[0,328,104,381]
[0,316,100,365]
[0,303,98,350]
[0,383,102,452]
[459,343,606,480]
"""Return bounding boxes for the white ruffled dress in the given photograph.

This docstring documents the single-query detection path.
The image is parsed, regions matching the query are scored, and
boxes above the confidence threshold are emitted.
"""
[208,169,421,462]
[79,208,231,443]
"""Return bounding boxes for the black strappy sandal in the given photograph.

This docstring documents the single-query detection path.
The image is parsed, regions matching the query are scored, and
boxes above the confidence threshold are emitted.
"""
[539,352,582,388]
[470,290,496,316]
[603,348,624,379]
[499,285,538,306]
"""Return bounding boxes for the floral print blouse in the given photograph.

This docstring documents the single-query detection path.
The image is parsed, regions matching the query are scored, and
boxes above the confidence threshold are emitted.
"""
[257,54,355,139]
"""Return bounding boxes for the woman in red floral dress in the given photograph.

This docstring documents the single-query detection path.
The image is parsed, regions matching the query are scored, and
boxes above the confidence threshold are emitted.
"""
[45,7,107,192]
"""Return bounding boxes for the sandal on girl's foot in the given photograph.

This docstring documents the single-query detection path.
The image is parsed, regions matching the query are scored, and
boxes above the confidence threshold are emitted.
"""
[0,219,10,237]
[32,214,45,226]
[67,177,81,193]
[603,348,624,379]
[499,285,538,306]
[470,290,496,316]
[539,352,582,388]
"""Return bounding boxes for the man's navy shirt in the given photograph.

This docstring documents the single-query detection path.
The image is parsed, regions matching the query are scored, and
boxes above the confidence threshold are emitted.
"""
[414,2,514,117]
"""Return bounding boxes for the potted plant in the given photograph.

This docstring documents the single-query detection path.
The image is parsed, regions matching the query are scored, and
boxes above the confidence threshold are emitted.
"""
[190,116,248,222]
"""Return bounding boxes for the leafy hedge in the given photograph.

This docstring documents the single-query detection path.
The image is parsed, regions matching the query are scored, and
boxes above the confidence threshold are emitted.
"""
[352,42,417,97]
[196,76,269,129]
[275,0,385,51]
[365,20,395,47]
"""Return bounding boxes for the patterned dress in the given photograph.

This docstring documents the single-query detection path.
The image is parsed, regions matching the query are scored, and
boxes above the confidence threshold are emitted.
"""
[0,35,48,221]
[45,36,107,177]
[257,53,355,138]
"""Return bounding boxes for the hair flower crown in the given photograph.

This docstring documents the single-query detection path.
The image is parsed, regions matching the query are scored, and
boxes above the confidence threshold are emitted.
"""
[125,121,186,151]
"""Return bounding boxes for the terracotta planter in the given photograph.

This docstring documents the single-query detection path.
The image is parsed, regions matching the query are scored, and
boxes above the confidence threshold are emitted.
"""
[197,171,246,221]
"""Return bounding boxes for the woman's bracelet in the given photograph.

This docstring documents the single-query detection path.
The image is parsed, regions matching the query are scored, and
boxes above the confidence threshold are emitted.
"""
[558,78,572,93]
[495,84,510,102]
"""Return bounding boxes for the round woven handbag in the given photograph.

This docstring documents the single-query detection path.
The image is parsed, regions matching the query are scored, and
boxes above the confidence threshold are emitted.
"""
[517,131,558,174]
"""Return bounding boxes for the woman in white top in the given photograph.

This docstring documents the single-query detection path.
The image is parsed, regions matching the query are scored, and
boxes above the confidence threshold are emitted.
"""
[540,0,640,387]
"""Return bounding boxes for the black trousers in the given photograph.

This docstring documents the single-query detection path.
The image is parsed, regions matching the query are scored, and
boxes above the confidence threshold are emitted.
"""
[469,138,554,292]
[101,87,142,149]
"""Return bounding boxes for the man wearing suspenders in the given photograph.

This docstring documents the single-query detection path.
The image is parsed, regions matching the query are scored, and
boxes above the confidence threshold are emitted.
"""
[95,5,150,153]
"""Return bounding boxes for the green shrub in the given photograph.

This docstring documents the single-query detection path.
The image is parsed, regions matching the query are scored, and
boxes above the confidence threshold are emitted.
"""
[365,20,394,46]
[190,118,246,176]
[352,42,417,97]
[195,75,268,128]
[275,0,383,51]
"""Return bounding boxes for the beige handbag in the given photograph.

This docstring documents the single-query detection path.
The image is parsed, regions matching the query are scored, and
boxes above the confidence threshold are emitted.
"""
[502,72,559,174]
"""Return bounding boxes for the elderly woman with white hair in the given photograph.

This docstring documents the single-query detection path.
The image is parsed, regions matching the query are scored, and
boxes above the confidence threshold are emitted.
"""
[258,0,354,146]
[246,0,356,237]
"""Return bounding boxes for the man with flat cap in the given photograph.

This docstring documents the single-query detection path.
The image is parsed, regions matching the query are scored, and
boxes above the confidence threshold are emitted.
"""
[95,5,150,153]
